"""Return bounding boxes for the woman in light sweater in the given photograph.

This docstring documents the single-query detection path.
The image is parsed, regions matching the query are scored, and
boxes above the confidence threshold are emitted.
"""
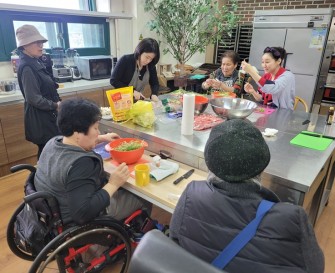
[241,46,295,109]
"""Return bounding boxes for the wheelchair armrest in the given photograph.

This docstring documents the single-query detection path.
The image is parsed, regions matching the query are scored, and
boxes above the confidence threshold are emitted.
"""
[128,230,224,273]
[10,164,36,174]
[24,191,59,211]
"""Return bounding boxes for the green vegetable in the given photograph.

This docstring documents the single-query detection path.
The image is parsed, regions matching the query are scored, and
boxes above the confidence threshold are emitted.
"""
[133,112,156,128]
[114,141,142,151]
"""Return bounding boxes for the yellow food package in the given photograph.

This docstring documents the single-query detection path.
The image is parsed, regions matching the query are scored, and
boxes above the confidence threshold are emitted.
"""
[106,87,133,122]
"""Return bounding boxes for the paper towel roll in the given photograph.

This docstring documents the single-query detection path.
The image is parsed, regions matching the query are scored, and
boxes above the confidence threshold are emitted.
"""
[181,93,195,135]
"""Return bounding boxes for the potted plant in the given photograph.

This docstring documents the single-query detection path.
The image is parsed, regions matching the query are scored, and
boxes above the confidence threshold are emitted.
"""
[144,0,239,87]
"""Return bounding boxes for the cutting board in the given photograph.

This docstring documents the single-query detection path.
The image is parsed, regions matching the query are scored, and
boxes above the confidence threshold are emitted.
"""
[290,133,333,151]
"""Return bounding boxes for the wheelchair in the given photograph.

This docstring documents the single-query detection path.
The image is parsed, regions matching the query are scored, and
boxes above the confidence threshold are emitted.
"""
[7,164,154,273]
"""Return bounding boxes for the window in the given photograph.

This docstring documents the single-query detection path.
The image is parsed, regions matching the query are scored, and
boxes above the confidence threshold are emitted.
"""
[68,23,105,48]
[0,9,110,61]
[13,21,61,49]
[0,0,110,12]
[0,0,83,10]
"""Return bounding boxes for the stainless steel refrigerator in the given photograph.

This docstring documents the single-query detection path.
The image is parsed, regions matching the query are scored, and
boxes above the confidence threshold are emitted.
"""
[249,8,335,112]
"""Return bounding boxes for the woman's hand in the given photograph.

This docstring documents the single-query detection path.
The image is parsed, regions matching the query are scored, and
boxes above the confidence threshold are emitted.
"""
[211,79,224,90]
[241,61,261,83]
[103,163,130,196]
[204,78,215,88]
[134,90,143,100]
[241,61,253,74]
[244,83,262,102]
[244,82,255,94]
[151,95,159,102]
[109,163,130,188]
[97,133,120,143]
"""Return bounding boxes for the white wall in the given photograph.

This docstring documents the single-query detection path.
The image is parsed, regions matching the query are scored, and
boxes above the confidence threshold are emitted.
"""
[112,0,206,68]
[0,62,14,79]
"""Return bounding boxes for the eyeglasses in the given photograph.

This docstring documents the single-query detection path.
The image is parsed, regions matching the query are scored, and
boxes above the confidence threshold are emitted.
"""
[263,47,281,58]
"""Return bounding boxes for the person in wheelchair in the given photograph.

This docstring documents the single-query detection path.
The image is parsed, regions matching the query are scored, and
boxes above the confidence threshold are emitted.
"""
[170,119,324,273]
[34,98,151,225]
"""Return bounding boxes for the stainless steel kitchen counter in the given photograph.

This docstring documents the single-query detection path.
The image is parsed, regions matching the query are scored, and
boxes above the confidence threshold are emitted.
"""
[100,108,335,225]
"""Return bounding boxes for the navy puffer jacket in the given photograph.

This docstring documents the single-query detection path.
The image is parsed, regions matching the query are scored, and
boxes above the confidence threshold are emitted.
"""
[170,179,324,273]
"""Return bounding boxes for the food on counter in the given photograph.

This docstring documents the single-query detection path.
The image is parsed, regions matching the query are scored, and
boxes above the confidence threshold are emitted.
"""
[211,91,236,98]
[108,138,148,164]
[194,113,224,131]
[100,107,111,116]
[113,140,143,151]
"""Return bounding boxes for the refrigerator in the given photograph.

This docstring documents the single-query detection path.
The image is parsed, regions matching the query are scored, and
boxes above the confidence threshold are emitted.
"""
[249,8,335,112]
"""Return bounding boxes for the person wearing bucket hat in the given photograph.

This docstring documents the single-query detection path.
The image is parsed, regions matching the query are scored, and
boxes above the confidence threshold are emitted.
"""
[170,119,324,273]
[16,24,61,159]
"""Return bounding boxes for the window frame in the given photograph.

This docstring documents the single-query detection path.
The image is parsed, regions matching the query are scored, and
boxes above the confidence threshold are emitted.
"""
[0,9,111,61]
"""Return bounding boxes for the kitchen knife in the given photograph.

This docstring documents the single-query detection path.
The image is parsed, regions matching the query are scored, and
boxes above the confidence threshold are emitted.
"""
[300,131,335,140]
[173,169,195,185]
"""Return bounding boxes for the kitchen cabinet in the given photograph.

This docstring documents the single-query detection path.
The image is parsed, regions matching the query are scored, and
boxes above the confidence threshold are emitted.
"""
[0,120,8,166]
[60,91,77,101]
[77,89,104,106]
[102,87,112,107]
[0,102,37,163]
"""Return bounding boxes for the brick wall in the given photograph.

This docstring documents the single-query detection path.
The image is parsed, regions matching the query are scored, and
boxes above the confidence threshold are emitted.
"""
[227,0,335,24]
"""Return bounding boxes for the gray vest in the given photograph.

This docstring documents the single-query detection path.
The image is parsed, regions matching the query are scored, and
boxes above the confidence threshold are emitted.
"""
[34,136,103,223]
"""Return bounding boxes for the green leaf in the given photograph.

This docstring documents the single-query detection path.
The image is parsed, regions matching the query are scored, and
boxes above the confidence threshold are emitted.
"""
[144,0,239,64]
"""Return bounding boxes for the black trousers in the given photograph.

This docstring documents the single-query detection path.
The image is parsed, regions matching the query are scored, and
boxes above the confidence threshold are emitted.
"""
[37,144,46,160]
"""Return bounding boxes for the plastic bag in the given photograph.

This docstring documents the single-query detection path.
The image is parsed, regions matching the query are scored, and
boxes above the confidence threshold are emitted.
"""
[129,100,156,128]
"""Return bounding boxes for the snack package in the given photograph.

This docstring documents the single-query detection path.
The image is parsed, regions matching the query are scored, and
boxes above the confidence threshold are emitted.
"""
[106,87,133,122]
[129,100,156,128]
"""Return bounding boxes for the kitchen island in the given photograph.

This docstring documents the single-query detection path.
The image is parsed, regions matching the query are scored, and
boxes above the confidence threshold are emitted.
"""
[100,108,335,226]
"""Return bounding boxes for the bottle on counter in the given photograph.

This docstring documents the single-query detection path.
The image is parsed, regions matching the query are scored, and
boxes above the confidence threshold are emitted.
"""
[326,106,334,125]
[11,50,20,78]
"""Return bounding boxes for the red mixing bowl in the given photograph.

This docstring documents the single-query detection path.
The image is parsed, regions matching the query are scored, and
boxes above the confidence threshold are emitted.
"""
[180,95,209,115]
[107,138,148,164]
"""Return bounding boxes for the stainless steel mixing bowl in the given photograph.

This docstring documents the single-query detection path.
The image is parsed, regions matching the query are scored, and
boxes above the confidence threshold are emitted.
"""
[194,100,208,115]
[209,97,257,119]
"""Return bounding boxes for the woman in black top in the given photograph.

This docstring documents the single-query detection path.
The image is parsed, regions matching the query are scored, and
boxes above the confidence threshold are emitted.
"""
[16,24,61,159]
[110,38,160,101]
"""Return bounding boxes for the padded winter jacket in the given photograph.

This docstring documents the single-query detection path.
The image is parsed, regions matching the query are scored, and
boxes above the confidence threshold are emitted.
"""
[170,179,324,273]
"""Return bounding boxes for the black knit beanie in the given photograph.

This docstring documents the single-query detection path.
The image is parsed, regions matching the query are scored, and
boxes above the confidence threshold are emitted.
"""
[204,119,270,182]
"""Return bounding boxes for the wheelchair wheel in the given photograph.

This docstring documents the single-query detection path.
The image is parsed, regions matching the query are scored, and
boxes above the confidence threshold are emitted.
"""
[7,202,36,261]
[29,219,131,273]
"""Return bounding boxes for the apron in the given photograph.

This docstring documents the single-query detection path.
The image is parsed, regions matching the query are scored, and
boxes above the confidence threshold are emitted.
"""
[129,64,150,94]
